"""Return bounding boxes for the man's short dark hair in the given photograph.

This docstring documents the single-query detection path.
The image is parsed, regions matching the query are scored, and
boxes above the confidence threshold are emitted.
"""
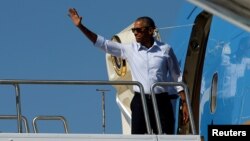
[135,16,156,28]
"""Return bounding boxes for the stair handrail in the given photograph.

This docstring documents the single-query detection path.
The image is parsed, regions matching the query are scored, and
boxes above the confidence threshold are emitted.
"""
[151,82,196,135]
[32,115,69,133]
[0,115,29,133]
[0,80,151,134]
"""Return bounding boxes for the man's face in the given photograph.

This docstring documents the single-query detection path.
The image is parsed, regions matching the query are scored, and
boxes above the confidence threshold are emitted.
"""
[132,20,151,43]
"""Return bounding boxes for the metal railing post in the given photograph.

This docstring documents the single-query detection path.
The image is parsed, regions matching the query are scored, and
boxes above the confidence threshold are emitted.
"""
[96,89,110,134]
[13,84,23,133]
[137,82,151,134]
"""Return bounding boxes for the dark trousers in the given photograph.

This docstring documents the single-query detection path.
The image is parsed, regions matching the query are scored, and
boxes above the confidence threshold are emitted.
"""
[130,92,174,134]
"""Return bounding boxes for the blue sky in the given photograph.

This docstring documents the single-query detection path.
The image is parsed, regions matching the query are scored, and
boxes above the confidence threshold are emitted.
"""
[0,0,194,134]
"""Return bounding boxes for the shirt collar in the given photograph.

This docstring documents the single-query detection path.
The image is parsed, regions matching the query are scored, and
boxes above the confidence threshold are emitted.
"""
[137,40,160,51]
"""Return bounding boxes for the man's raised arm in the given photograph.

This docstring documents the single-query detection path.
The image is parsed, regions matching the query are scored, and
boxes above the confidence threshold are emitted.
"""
[68,8,97,43]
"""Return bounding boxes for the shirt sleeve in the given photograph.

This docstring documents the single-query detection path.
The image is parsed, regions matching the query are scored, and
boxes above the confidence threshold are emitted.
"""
[167,47,184,92]
[94,35,126,58]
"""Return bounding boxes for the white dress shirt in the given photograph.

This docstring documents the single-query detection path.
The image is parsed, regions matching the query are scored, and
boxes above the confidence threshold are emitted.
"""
[94,35,183,94]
